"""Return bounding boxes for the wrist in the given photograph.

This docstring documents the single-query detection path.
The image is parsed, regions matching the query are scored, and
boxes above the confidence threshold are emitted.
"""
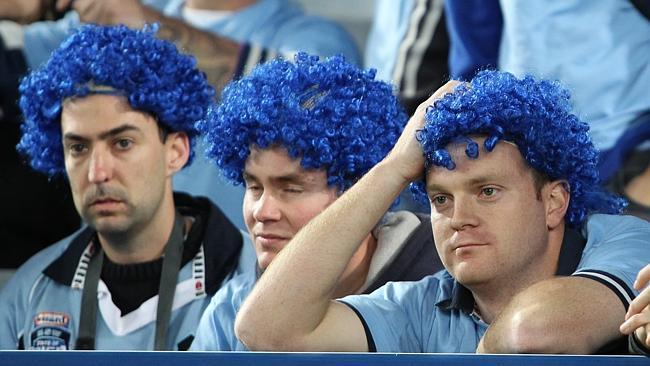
[373,158,414,192]
[630,331,650,355]
[378,152,424,187]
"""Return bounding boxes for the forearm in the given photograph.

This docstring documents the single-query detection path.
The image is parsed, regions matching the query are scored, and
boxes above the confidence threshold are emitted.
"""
[140,6,240,96]
[478,276,625,354]
[0,0,42,23]
[235,160,409,351]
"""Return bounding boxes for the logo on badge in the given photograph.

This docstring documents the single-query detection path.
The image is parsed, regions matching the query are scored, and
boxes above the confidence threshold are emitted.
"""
[31,312,71,350]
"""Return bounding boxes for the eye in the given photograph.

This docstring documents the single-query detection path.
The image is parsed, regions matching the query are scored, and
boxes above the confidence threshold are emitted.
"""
[244,182,262,195]
[115,139,133,150]
[479,186,500,199]
[68,143,87,156]
[430,194,450,208]
[283,187,303,194]
[246,184,261,191]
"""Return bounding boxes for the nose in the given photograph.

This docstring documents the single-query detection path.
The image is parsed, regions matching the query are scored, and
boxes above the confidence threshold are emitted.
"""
[449,195,479,231]
[87,147,113,184]
[252,192,282,223]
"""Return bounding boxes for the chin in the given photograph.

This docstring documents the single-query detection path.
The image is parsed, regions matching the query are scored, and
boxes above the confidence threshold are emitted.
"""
[87,216,132,235]
[449,265,485,285]
[256,253,276,272]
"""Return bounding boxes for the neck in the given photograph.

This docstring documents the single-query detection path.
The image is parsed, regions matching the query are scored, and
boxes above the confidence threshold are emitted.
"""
[98,191,176,265]
[332,234,377,298]
[471,225,564,324]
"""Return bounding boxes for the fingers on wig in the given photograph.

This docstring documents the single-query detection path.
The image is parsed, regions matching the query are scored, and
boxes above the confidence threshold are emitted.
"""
[18,23,215,176]
[201,52,408,192]
[411,70,626,227]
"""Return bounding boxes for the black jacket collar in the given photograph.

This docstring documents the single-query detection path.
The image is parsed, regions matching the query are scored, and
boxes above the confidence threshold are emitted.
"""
[43,192,242,296]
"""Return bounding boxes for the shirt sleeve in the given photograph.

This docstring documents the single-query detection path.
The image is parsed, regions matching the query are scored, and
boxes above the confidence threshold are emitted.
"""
[629,333,650,356]
[338,278,438,353]
[573,214,650,310]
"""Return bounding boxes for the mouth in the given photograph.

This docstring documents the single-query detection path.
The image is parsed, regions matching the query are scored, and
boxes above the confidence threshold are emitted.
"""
[89,198,123,211]
[254,233,290,248]
[452,242,488,251]
[91,197,121,204]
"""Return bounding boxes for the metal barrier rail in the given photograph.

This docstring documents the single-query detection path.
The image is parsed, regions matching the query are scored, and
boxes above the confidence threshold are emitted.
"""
[1,351,647,366]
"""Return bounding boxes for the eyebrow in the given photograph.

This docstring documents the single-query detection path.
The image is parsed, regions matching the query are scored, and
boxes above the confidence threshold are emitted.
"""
[63,124,142,142]
[243,171,310,185]
[426,173,505,193]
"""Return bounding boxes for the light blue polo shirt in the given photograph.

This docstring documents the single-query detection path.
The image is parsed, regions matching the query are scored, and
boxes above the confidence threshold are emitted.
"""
[341,214,650,352]
[190,270,255,351]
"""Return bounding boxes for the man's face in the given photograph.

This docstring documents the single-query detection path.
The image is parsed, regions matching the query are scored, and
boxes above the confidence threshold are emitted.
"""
[243,146,338,270]
[61,94,173,237]
[425,138,554,289]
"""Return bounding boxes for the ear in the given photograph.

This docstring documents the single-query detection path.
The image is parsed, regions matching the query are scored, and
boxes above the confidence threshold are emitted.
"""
[544,180,570,230]
[165,131,190,176]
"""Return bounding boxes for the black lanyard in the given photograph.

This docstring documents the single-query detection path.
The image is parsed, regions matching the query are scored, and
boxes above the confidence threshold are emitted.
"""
[75,213,185,350]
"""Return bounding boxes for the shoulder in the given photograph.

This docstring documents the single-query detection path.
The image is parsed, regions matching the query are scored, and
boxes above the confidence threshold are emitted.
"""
[191,271,256,351]
[211,271,257,308]
[582,213,650,252]
[584,214,650,238]
[195,271,256,346]
[576,214,650,307]
[381,274,447,301]
[339,272,453,353]
[1,231,80,295]
[0,231,81,348]
[345,272,450,312]
[176,193,248,295]
[202,271,256,327]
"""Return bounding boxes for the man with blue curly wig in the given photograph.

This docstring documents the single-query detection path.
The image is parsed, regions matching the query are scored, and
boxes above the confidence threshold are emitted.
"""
[190,52,448,350]
[236,71,650,354]
[0,24,255,350]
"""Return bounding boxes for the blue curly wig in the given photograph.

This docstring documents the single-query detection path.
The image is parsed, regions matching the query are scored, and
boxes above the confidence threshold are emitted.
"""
[17,23,215,176]
[200,52,407,192]
[413,70,626,228]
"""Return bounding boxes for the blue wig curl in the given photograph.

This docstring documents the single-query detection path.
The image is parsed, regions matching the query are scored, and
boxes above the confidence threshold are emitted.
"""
[200,52,407,192]
[18,23,215,176]
[412,70,626,228]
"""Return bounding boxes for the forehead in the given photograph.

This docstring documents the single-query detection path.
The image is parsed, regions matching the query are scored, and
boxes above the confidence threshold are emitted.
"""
[425,139,532,189]
[60,94,156,134]
[244,146,329,183]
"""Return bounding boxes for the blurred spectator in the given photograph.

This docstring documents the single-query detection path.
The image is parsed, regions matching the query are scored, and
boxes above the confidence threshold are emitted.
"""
[496,1,650,182]
[365,0,449,116]
[1,0,80,269]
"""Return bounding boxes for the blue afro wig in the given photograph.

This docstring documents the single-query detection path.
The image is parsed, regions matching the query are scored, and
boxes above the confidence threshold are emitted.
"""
[18,23,215,176]
[200,52,407,192]
[413,70,626,228]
